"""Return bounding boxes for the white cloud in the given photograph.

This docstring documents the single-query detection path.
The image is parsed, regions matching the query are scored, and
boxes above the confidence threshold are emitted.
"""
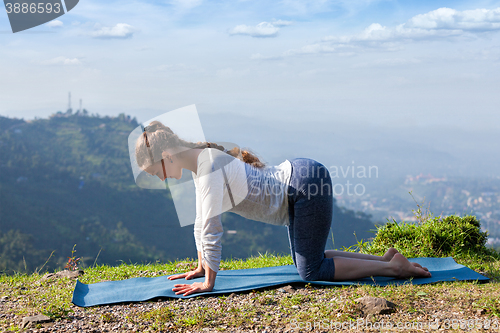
[229,19,293,38]
[42,56,82,65]
[229,22,280,38]
[407,7,500,31]
[272,7,500,57]
[271,19,293,27]
[323,22,462,45]
[324,7,500,45]
[47,20,63,28]
[91,23,136,39]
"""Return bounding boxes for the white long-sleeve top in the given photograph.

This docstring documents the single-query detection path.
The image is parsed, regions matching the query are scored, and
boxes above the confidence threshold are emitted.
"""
[192,148,292,273]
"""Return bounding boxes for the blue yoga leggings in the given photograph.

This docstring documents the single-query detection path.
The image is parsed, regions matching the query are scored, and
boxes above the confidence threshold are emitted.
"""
[287,158,335,281]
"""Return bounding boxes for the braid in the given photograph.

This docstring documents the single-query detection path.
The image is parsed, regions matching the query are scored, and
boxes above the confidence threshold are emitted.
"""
[135,121,266,169]
[195,141,266,169]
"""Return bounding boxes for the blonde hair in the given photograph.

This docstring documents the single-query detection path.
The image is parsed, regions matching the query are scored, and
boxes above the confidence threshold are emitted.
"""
[135,120,266,170]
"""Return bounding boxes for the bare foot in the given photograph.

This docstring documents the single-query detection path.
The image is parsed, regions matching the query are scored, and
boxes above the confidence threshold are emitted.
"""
[383,249,429,272]
[411,262,429,272]
[391,253,432,278]
[382,248,399,262]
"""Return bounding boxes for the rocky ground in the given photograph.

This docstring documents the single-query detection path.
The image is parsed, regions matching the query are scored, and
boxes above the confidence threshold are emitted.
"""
[2,259,500,333]
[3,278,500,333]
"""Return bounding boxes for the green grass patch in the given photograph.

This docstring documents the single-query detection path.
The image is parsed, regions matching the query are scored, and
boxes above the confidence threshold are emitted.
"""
[1,207,500,332]
[345,204,500,279]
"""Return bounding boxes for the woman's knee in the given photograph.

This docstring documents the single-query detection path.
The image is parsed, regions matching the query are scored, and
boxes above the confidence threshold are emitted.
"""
[297,258,335,282]
[297,267,319,282]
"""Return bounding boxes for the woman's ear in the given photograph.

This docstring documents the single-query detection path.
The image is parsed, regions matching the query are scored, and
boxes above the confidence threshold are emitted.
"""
[161,150,171,160]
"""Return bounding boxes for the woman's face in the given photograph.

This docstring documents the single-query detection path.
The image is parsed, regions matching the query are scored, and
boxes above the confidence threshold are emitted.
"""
[144,157,182,181]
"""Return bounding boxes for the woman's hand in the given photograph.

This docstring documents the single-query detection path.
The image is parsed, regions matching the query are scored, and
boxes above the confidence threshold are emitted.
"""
[172,281,213,296]
[167,267,205,281]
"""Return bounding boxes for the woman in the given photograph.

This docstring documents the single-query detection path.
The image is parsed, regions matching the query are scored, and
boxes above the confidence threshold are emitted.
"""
[135,121,431,296]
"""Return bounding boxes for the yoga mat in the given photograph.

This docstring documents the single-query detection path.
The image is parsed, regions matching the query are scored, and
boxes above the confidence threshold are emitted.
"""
[72,257,488,307]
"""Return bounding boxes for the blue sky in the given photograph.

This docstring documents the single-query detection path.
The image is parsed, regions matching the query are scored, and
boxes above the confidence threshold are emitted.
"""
[1,0,500,131]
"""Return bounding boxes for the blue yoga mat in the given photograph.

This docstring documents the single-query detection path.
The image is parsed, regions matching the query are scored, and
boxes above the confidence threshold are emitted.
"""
[72,257,488,307]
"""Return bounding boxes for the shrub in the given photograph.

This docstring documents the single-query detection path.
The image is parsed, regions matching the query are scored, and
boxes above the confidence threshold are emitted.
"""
[361,215,499,260]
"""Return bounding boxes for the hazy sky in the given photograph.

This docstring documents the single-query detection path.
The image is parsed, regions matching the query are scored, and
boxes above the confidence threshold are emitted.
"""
[1,0,500,131]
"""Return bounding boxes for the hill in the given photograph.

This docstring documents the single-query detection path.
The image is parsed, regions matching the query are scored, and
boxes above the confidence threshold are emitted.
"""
[0,112,376,274]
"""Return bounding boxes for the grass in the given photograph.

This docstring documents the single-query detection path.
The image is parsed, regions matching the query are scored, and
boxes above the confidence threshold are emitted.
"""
[0,252,295,331]
[1,250,499,332]
[342,200,500,282]
[2,207,500,331]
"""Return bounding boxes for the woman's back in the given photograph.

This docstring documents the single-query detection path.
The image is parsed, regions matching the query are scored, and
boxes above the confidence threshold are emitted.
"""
[193,148,292,226]
[230,160,292,226]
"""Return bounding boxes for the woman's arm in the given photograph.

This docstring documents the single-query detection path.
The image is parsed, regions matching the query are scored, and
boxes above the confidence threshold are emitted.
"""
[194,173,203,253]
[171,250,216,296]
[197,156,225,275]
[204,262,217,288]
[197,250,205,272]
[173,154,224,296]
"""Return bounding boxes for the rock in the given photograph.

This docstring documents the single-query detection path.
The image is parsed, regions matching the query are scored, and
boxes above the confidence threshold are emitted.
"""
[42,270,84,280]
[282,285,296,294]
[21,314,51,328]
[354,296,397,315]
[477,308,486,315]
[58,269,84,278]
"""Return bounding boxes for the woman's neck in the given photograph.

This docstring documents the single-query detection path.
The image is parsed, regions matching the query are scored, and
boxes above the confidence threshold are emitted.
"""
[177,148,205,174]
